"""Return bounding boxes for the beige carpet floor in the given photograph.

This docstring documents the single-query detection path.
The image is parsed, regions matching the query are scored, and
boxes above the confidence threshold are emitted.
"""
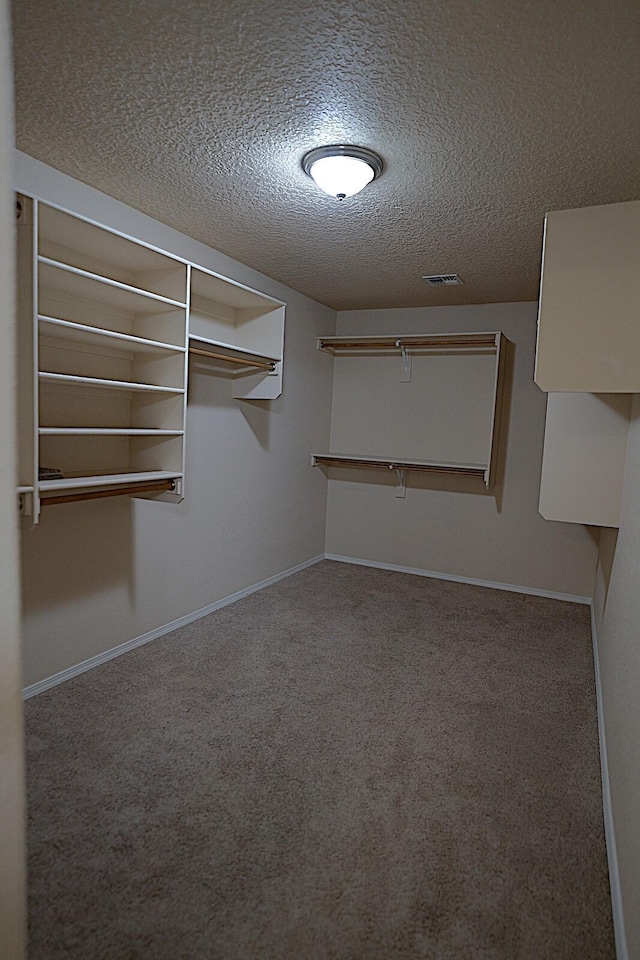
[26,560,615,959]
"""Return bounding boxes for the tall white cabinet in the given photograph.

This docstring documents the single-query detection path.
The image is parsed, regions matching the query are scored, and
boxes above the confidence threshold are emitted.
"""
[535,199,638,527]
[16,193,285,522]
[536,200,640,394]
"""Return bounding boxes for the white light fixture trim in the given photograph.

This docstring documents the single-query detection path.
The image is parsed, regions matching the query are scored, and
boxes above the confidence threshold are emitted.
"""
[302,145,384,200]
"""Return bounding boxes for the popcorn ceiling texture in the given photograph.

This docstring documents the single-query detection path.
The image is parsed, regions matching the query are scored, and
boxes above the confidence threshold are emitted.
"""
[11,0,640,310]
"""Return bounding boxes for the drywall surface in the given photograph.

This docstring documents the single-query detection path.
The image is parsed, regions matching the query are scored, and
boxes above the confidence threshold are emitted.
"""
[593,396,640,960]
[16,152,336,687]
[1,21,26,959]
[325,303,598,597]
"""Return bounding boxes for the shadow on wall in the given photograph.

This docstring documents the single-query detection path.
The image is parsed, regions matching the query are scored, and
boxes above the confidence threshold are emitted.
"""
[20,496,133,611]
[491,337,515,514]
[597,527,619,615]
[187,358,237,396]
[188,359,281,451]
[321,465,496,498]
[239,398,278,450]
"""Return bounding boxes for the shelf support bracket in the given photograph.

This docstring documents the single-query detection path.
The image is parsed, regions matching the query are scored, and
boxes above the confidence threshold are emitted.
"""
[392,466,407,498]
[396,341,412,382]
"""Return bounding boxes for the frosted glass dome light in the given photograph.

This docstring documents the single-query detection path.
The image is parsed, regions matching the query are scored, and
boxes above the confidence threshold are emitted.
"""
[302,145,384,201]
[308,155,374,199]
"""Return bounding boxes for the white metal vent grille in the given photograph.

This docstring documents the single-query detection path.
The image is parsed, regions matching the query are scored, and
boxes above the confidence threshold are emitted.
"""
[422,274,464,286]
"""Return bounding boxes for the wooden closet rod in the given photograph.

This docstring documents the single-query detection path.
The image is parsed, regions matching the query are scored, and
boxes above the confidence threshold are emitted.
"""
[313,456,486,477]
[188,345,276,371]
[41,480,174,506]
[319,337,496,351]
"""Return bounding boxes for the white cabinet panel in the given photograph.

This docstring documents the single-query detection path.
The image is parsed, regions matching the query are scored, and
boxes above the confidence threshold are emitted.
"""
[539,393,631,527]
[535,200,640,393]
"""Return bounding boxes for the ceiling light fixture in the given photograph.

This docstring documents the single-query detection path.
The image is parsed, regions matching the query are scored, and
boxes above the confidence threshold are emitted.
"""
[302,145,384,201]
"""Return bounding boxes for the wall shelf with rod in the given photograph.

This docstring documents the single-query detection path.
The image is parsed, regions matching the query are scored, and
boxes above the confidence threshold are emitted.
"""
[311,454,489,496]
[188,335,279,372]
[312,454,488,478]
[314,331,507,493]
[317,332,500,353]
[40,478,177,507]
[189,267,285,400]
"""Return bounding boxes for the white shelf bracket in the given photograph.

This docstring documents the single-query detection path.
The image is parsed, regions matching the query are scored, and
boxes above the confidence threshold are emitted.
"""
[393,466,407,498]
[396,341,412,382]
[18,490,35,519]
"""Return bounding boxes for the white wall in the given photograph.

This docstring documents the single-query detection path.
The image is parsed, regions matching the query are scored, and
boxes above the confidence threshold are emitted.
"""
[1,11,26,957]
[17,152,336,687]
[325,303,598,598]
[593,395,640,960]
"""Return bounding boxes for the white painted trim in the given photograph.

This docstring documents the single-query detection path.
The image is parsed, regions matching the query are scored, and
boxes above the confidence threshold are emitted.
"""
[590,604,629,960]
[22,555,325,700]
[324,554,592,604]
[23,551,592,701]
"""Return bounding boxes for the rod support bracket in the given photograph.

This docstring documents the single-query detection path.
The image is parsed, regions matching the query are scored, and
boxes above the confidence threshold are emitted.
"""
[396,341,412,382]
[392,465,407,498]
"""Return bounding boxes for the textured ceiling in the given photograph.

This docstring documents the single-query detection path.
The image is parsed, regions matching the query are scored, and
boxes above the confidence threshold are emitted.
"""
[11,0,640,310]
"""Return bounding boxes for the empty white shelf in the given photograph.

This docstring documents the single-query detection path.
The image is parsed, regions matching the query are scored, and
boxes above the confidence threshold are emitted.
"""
[39,204,188,303]
[39,261,185,323]
[38,316,186,353]
[38,372,185,395]
[39,428,183,436]
[38,257,187,309]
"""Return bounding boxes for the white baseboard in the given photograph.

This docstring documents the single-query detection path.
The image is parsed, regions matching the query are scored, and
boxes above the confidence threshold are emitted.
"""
[22,551,592,701]
[590,605,629,960]
[325,554,592,604]
[22,555,325,700]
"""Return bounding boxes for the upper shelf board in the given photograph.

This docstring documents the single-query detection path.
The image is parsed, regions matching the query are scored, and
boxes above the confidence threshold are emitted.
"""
[39,257,187,310]
[38,202,187,301]
[190,266,284,312]
[38,372,185,395]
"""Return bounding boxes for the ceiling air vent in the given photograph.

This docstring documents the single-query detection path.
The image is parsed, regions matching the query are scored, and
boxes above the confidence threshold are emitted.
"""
[422,274,463,286]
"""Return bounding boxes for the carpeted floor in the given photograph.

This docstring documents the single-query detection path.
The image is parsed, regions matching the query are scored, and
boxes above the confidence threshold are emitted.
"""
[26,561,615,959]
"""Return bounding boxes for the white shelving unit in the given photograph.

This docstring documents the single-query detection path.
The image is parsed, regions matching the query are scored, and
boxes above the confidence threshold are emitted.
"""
[313,332,507,491]
[17,196,189,520]
[16,193,287,520]
[189,266,285,400]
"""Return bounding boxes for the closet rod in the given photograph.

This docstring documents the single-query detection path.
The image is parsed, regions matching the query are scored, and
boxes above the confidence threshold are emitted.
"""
[41,480,174,506]
[313,455,487,478]
[188,345,276,371]
[319,337,497,351]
